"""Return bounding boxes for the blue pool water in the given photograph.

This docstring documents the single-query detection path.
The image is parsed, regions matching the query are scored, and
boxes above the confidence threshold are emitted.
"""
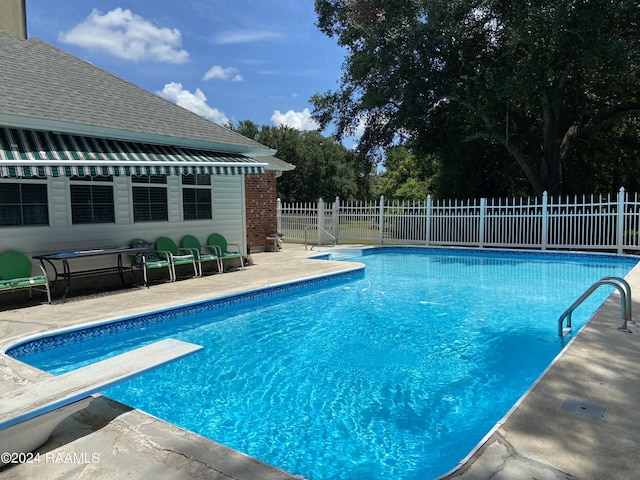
[9,248,638,479]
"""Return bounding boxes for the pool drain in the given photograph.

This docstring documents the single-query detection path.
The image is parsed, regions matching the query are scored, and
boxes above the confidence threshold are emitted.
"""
[560,396,608,422]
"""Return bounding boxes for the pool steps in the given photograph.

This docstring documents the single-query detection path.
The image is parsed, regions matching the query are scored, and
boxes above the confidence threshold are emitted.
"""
[558,276,633,336]
[0,338,203,465]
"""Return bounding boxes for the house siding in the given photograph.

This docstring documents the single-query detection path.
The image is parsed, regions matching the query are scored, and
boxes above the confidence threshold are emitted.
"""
[212,175,245,252]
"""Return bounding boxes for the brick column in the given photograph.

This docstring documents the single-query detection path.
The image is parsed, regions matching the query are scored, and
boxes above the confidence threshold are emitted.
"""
[245,171,278,252]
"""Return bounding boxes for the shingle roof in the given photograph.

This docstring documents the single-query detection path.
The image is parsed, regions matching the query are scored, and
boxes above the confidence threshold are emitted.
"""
[0,31,274,155]
[261,155,295,172]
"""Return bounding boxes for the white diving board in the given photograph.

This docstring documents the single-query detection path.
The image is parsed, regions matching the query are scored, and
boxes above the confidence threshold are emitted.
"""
[0,338,202,463]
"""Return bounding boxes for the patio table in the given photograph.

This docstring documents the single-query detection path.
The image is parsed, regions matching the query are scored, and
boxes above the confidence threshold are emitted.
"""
[33,246,148,301]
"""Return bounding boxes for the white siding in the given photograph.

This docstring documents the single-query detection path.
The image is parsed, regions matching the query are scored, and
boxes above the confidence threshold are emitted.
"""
[114,177,131,225]
[49,177,68,227]
[212,175,245,250]
[167,176,182,223]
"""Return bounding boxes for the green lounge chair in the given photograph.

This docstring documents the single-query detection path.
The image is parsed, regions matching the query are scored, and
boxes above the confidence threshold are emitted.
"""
[0,251,51,303]
[206,233,245,272]
[129,239,173,287]
[181,235,222,277]
[155,237,198,280]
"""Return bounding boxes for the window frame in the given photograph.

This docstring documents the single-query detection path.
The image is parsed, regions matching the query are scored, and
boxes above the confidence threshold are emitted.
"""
[181,174,212,221]
[132,175,168,222]
[0,179,49,227]
[69,175,115,225]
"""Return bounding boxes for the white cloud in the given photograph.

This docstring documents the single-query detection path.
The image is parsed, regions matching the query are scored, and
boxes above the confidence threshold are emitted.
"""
[203,65,243,82]
[342,115,368,150]
[157,82,229,125]
[271,108,319,131]
[352,115,367,138]
[59,8,189,64]
[213,29,283,45]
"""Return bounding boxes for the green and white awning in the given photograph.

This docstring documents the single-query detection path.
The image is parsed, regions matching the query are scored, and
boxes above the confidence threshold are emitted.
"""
[0,127,266,177]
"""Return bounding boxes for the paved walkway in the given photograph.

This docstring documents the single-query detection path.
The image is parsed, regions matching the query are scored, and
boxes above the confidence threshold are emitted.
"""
[0,244,639,479]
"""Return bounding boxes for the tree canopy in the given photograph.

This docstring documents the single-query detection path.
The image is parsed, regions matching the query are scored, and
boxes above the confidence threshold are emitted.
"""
[312,0,640,196]
[229,120,374,202]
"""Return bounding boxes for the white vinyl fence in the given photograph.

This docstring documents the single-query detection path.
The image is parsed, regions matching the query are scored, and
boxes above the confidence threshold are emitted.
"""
[278,187,640,253]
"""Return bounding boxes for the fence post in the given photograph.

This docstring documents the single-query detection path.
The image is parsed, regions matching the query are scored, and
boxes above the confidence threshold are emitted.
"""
[333,196,340,244]
[318,198,325,246]
[425,195,432,246]
[479,198,486,248]
[378,195,385,245]
[617,187,626,254]
[277,198,282,233]
[541,191,548,250]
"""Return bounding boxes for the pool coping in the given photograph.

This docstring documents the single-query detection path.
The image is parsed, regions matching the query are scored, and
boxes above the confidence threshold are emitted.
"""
[311,243,640,262]
[2,266,364,358]
[0,244,640,479]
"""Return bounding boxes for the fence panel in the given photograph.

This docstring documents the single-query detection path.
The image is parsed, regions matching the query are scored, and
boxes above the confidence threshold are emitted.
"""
[483,196,543,248]
[279,201,318,243]
[338,199,380,243]
[319,199,335,244]
[279,188,640,253]
[546,194,617,250]
[622,191,640,251]
[382,199,428,244]
[429,198,481,246]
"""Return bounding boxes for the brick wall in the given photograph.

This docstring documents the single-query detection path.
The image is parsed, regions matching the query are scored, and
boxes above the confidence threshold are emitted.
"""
[245,171,277,252]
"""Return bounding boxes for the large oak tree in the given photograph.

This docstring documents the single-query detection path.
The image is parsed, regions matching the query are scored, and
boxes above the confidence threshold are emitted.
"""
[312,0,640,196]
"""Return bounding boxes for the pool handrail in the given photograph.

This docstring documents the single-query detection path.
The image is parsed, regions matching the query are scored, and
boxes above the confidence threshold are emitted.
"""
[304,224,336,251]
[558,276,632,336]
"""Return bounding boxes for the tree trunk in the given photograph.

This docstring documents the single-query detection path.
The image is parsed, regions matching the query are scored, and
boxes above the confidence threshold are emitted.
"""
[542,150,562,196]
[541,94,563,196]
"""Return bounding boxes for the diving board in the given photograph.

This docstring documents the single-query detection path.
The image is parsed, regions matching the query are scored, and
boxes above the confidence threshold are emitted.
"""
[0,339,202,463]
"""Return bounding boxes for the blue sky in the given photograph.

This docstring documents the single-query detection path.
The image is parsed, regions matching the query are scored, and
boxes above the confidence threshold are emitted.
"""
[25,0,348,133]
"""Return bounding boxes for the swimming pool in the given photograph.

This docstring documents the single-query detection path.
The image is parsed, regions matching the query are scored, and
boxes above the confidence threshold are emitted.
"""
[7,247,638,479]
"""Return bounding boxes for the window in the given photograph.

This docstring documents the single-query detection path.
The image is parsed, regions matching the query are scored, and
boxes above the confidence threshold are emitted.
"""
[182,175,212,220]
[132,175,168,222]
[0,182,49,226]
[70,176,115,224]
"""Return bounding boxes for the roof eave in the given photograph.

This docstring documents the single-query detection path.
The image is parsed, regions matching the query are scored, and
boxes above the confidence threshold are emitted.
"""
[0,114,277,156]
[270,165,296,172]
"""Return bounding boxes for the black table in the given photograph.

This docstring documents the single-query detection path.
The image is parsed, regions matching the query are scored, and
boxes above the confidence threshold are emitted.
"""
[33,246,149,301]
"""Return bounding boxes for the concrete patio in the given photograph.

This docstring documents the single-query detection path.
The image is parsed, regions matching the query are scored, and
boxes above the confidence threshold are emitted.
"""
[1,243,639,479]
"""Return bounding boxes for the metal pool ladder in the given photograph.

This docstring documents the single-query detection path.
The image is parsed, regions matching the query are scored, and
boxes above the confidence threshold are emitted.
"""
[558,276,634,336]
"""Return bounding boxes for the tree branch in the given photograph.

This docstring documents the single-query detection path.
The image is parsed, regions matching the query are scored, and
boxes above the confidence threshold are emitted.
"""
[560,101,640,164]
[452,96,545,195]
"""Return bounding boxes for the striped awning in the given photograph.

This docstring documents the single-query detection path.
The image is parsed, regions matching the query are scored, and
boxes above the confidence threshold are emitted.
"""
[0,127,266,177]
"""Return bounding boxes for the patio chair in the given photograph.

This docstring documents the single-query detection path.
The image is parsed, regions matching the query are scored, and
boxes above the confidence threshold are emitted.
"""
[0,251,51,303]
[129,239,173,287]
[155,236,198,280]
[181,235,222,277]
[206,233,245,272]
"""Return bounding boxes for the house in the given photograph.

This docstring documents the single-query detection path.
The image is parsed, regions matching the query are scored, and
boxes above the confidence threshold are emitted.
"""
[0,15,293,296]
